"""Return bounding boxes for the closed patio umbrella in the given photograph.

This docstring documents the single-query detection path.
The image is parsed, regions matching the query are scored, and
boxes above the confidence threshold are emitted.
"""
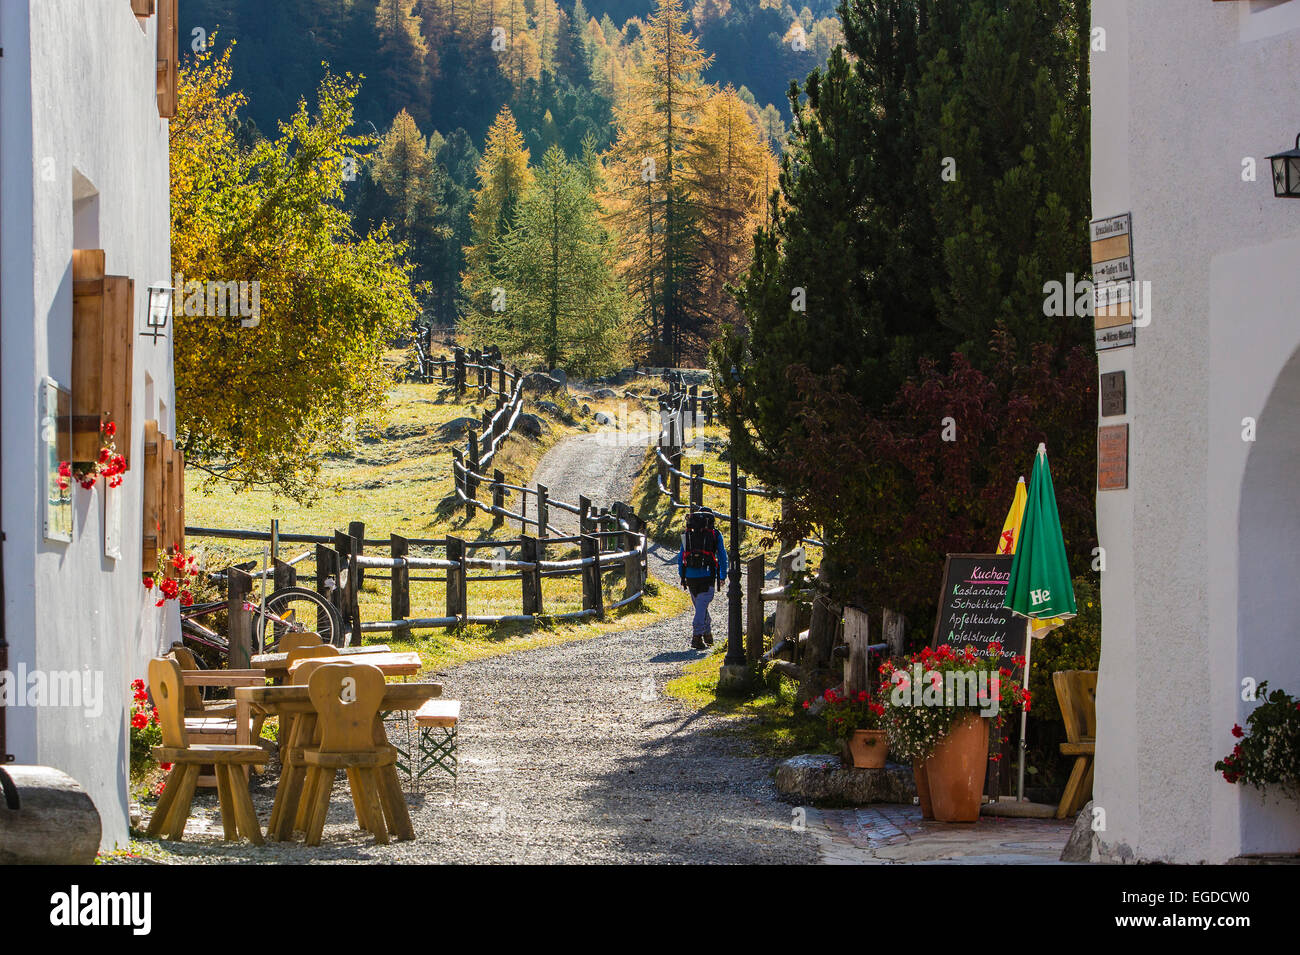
[1003,443,1077,800]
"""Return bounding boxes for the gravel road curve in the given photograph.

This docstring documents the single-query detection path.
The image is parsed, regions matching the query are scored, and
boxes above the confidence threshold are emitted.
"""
[154,430,817,864]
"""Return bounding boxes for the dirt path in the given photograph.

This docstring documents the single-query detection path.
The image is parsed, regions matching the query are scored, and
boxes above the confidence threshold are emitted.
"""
[159,432,817,864]
[528,431,647,535]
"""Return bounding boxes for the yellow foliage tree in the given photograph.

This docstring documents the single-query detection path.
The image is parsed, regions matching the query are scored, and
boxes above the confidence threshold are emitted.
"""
[170,41,417,500]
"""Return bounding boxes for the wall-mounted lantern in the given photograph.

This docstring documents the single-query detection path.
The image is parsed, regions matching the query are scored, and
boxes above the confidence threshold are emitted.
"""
[143,282,172,343]
[1268,134,1300,199]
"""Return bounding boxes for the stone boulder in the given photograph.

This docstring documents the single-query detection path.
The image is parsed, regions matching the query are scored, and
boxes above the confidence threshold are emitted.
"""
[522,372,566,396]
[593,387,618,399]
[1060,800,1097,862]
[516,413,548,438]
[436,416,478,440]
[774,753,918,806]
[594,411,614,426]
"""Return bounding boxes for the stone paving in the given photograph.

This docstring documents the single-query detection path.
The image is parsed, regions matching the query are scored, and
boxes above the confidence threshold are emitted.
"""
[806,804,1078,864]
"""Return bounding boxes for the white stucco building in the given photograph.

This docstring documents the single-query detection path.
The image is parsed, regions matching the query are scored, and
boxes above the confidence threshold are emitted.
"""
[1,0,178,849]
[1092,0,1300,862]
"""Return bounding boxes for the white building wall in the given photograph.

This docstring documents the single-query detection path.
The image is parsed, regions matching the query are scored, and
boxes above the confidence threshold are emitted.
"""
[2,0,175,850]
[1092,0,1300,863]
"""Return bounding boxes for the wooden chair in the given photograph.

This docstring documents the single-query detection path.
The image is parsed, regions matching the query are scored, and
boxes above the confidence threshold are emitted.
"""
[145,657,265,844]
[300,663,398,846]
[277,631,324,655]
[1053,670,1098,819]
[165,646,269,787]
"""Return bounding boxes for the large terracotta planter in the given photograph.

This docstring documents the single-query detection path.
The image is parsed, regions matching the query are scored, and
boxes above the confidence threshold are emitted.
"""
[924,713,990,823]
[847,729,888,769]
[912,760,934,819]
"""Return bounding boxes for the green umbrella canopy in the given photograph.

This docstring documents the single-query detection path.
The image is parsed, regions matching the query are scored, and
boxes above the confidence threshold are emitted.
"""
[1004,443,1077,631]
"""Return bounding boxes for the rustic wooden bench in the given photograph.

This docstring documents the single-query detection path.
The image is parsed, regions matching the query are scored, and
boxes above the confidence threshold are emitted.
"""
[414,699,460,787]
[1052,669,1097,819]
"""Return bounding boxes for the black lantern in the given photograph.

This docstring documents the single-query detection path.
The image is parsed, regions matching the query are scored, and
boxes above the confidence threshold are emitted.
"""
[1268,134,1300,199]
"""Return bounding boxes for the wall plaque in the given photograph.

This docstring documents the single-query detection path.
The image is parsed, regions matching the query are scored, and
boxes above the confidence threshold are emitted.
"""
[1098,424,1129,490]
[1100,371,1126,417]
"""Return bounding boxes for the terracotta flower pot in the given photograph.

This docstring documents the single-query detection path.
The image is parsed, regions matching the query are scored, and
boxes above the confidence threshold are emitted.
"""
[912,760,934,819]
[847,729,888,769]
[924,713,990,823]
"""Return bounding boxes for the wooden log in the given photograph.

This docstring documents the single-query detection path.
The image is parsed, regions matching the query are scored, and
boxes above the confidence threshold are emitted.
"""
[746,554,765,665]
[689,464,704,510]
[391,535,410,640]
[454,347,465,393]
[669,449,682,504]
[580,535,603,616]
[579,494,594,535]
[227,567,254,669]
[0,765,101,864]
[445,537,466,622]
[520,535,542,615]
[536,483,549,539]
[842,607,871,698]
[466,430,480,515]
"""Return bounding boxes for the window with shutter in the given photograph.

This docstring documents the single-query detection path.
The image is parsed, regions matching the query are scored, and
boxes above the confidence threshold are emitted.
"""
[71,250,135,469]
[155,0,178,118]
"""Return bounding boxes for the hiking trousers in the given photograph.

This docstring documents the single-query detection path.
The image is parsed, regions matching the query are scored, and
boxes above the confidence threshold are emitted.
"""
[686,577,715,636]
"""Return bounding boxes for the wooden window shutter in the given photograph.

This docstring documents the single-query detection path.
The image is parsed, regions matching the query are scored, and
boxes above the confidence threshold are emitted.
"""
[71,251,134,468]
[143,420,161,569]
[156,0,178,119]
[131,0,155,16]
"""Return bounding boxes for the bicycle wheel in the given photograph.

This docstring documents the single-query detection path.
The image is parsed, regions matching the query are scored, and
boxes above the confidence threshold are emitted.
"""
[257,587,347,650]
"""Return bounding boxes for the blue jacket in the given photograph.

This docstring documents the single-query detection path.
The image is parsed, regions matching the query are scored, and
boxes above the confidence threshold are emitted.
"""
[678,527,728,583]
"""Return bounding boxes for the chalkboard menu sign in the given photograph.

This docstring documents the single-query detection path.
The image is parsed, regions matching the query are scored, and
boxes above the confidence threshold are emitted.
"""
[931,554,1027,665]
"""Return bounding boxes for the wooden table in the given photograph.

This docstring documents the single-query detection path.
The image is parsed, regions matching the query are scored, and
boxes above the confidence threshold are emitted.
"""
[250,644,396,678]
[234,681,441,842]
[287,652,421,679]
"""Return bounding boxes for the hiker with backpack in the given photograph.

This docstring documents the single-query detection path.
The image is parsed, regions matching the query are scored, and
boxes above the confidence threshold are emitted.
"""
[677,506,728,650]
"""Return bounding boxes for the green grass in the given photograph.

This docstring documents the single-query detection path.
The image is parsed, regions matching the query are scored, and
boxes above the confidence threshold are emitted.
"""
[663,647,829,760]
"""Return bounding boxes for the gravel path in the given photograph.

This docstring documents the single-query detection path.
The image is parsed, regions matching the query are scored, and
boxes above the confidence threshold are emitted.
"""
[151,431,817,864]
[528,431,647,535]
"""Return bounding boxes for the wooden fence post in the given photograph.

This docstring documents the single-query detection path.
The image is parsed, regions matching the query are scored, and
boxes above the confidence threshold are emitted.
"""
[475,351,486,397]
[467,430,481,516]
[452,449,464,500]
[315,544,339,608]
[227,567,254,669]
[498,360,507,398]
[332,530,352,617]
[689,464,704,510]
[774,549,797,648]
[391,534,410,640]
[882,608,906,659]
[623,526,642,600]
[736,477,747,544]
[520,534,542,616]
[454,347,465,394]
[746,554,765,665]
[705,392,714,425]
[843,607,871,698]
[536,483,550,539]
[270,518,280,562]
[493,469,506,514]
[272,556,295,590]
[349,520,365,590]
[669,449,682,505]
[579,494,594,535]
[580,534,603,617]
[445,537,466,624]
[689,384,698,426]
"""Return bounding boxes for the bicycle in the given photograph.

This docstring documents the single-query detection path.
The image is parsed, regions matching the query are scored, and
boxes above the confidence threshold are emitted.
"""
[180,561,349,660]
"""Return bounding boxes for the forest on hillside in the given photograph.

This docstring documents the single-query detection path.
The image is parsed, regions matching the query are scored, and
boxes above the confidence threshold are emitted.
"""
[180,0,836,352]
